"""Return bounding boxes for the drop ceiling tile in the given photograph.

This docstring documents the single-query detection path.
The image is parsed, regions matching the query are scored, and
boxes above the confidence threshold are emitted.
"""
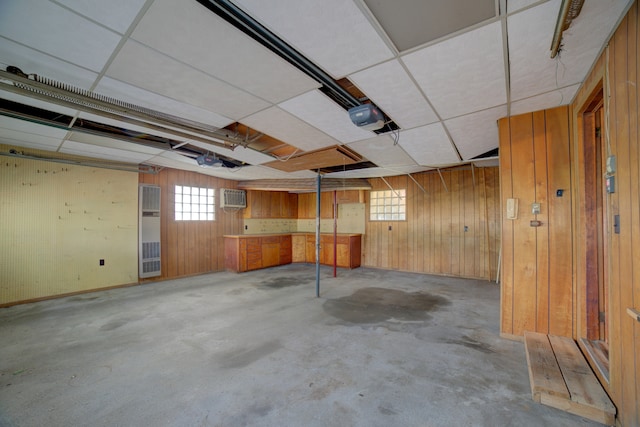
[279,90,372,143]
[241,107,340,152]
[67,131,164,155]
[0,90,79,118]
[0,0,121,72]
[233,0,395,78]
[402,21,506,119]
[509,0,630,102]
[186,141,275,166]
[510,84,580,116]
[0,39,99,90]
[106,41,270,120]
[347,135,417,168]
[0,116,68,138]
[444,105,506,160]
[60,140,155,163]
[0,116,66,150]
[349,60,438,130]
[95,77,233,129]
[75,112,194,144]
[507,0,543,14]
[131,0,319,104]
[364,0,496,51]
[397,123,459,166]
[324,165,430,179]
[55,0,147,34]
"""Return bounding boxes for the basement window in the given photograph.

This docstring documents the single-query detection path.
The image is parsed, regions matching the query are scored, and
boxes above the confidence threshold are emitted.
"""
[175,185,215,221]
[370,189,406,221]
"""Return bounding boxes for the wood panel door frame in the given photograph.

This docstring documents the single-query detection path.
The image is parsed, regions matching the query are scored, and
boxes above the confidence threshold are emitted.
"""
[576,82,610,383]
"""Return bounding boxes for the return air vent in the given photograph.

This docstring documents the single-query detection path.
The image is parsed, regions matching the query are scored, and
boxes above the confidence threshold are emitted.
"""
[220,188,246,209]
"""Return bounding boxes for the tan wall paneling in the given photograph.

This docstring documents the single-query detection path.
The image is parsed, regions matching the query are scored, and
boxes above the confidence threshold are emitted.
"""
[0,152,138,305]
[139,168,242,281]
[362,169,500,280]
[498,106,573,338]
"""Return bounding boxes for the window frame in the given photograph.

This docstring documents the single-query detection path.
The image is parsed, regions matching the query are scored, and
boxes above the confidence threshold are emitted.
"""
[369,189,406,221]
[174,185,216,221]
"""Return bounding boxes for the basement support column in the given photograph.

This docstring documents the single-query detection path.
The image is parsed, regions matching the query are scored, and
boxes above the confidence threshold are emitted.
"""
[315,173,321,297]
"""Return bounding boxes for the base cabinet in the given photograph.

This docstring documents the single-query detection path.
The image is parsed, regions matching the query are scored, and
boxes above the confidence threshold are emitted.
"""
[224,235,292,272]
[225,233,361,272]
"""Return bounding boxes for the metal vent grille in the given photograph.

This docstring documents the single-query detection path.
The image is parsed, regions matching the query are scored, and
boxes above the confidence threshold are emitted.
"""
[142,186,161,211]
[139,184,161,278]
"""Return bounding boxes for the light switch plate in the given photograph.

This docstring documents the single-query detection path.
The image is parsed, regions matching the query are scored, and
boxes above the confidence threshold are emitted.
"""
[531,202,541,215]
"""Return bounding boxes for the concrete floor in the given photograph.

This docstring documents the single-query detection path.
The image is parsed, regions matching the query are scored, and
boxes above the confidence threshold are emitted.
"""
[0,265,600,427]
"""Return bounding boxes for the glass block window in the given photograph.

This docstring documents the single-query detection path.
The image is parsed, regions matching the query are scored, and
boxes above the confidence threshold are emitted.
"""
[370,189,406,221]
[175,185,215,221]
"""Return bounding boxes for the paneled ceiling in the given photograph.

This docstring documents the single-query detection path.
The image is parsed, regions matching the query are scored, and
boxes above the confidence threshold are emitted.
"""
[0,0,632,180]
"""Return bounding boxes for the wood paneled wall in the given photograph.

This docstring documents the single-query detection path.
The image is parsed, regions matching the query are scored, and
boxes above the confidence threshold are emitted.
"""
[571,3,640,424]
[139,169,242,280]
[498,106,573,338]
[363,168,500,280]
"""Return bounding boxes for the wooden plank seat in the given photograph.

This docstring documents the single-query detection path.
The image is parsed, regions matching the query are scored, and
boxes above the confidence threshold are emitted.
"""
[524,331,616,426]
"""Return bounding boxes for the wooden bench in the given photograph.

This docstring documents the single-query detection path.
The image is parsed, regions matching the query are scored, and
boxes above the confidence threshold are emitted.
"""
[524,332,616,425]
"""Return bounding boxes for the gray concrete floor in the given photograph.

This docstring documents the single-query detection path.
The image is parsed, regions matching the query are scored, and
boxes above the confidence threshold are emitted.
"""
[1,265,600,427]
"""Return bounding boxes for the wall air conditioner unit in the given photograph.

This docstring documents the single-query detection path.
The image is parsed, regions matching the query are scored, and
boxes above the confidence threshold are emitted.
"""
[220,188,246,209]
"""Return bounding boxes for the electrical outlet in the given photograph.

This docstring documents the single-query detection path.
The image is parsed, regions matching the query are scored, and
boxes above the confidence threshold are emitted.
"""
[99,259,105,266]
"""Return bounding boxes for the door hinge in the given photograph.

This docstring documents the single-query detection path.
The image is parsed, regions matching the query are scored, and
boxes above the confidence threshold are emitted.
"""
[599,311,606,322]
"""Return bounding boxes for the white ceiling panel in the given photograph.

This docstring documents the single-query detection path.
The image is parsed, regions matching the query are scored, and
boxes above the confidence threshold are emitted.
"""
[507,0,544,14]
[510,84,580,116]
[279,90,372,143]
[186,141,275,166]
[509,0,630,102]
[106,41,270,120]
[94,77,233,129]
[347,135,417,167]
[0,90,79,118]
[349,59,438,130]
[0,39,99,90]
[0,0,121,72]
[402,21,506,120]
[55,0,147,34]
[233,0,395,78]
[325,165,430,179]
[0,116,68,139]
[397,123,460,166]
[444,105,506,160]
[241,107,339,152]
[76,111,196,145]
[0,116,66,150]
[131,0,319,104]
[60,140,155,164]
[66,131,164,155]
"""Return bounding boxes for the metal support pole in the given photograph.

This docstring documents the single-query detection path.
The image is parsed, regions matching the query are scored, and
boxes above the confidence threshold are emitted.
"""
[333,190,337,278]
[315,173,321,297]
